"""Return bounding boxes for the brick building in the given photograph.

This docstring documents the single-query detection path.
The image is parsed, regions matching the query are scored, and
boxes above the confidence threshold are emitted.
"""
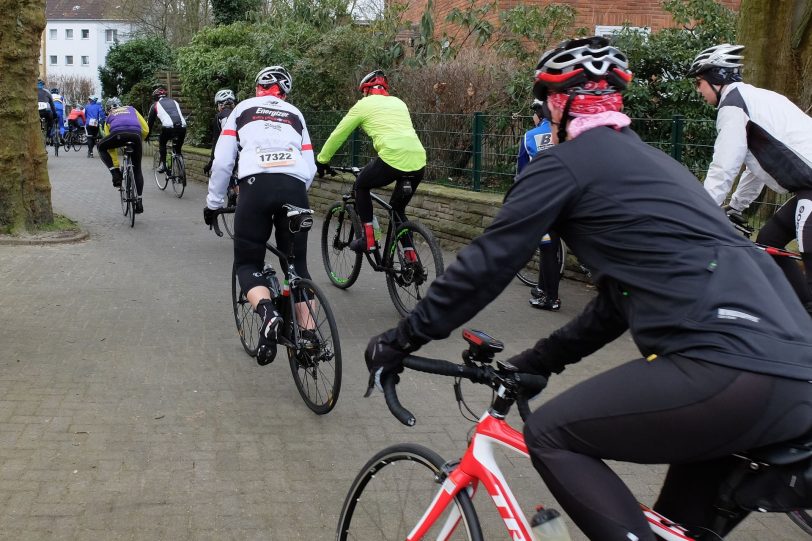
[397,0,740,39]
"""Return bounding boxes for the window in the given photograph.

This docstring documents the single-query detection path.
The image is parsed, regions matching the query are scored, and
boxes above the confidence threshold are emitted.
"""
[65,55,73,66]
[81,29,89,39]
[105,29,117,42]
[81,56,90,66]
[49,29,57,40]
[49,55,57,65]
[65,29,73,39]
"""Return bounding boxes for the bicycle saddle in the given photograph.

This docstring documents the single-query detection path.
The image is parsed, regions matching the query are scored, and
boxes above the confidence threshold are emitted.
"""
[740,429,812,466]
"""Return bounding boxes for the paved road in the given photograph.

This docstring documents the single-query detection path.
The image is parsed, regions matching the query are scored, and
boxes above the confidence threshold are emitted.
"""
[0,150,803,540]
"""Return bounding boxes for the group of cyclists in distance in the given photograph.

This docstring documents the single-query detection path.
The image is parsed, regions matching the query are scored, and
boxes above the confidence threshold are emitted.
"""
[38,32,812,540]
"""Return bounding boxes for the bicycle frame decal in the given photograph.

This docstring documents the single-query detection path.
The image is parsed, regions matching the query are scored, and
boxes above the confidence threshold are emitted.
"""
[641,504,694,541]
[407,413,536,541]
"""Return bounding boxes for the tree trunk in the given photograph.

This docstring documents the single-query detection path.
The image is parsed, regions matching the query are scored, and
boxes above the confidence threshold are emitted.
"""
[738,0,812,111]
[0,0,53,233]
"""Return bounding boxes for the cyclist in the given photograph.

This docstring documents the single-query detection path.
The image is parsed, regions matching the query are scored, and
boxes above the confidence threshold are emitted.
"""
[517,99,560,311]
[147,86,187,175]
[203,66,317,366]
[364,36,812,541]
[36,80,56,144]
[84,95,105,158]
[67,104,86,133]
[689,43,812,315]
[203,88,237,176]
[50,88,66,142]
[97,97,149,213]
[316,70,426,255]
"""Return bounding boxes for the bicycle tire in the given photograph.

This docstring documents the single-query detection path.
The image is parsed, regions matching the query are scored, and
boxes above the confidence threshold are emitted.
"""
[321,202,363,289]
[76,132,87,150]
[219,189,238,240]
[516,238,567,287]
[119,166,128,217]
[126,165,136,228]
[788,510,812,535]
[386,220,444,318]
[62,134,71,152]
[285,278,342,415]
[172,154,186,198]
[154,150,167,190]
[52,133,59,157]
[336,443,483,541]
[231,263,261,357]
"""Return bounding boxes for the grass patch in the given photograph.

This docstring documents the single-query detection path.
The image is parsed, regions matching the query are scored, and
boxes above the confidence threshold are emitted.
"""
[33,214,80,233]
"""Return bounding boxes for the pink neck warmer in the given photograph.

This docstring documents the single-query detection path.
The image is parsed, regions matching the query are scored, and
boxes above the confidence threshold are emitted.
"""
[567,111,631,139]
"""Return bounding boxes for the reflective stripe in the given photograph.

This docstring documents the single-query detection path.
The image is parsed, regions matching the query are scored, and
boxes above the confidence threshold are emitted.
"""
[796,198,812,252]
[302,143,313,150]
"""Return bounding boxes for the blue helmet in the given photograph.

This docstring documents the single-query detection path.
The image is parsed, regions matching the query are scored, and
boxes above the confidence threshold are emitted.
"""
[37,79,45,89]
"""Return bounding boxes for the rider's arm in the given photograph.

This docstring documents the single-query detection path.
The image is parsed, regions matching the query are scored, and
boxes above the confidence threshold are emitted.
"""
[316,100,365,163]
[727,167,765,211]
[135,110,149,141]
[207,107,239,209]
[703,105,749,205]
[300,116,317,187]
[516,136,530,175]
[48,95,56,117]
[146,103,157,137]
[403,153,580,346]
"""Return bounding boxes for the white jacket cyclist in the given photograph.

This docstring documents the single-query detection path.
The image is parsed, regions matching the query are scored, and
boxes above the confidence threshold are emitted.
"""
[207,95,316,209]
[704,82,812,210]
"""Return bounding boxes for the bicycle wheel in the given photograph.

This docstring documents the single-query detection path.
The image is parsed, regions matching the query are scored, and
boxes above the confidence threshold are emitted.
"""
[126,165,136,228]
[386,220,444,318]
[336,443,483,541]
[321,202,363,289]
[52,133,59,156]
[788,510,812,535]
[516,237,567,287]
[62,134,71,152]
[286,278,342,415]
[153,150,167,190]
[172,154,186,198]
[119,167,128,217]
[231,263,261,357]
[219,189,237,240]
[75,132,86,151]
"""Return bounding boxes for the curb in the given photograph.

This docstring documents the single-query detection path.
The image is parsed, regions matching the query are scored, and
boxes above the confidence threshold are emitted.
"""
[0,229,89,246]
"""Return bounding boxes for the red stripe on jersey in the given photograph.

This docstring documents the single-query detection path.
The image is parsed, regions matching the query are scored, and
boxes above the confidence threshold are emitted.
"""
[222,129,237,136]
[302,144,313,150]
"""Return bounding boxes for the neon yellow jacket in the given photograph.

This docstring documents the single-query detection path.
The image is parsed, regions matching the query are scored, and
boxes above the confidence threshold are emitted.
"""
[317,94,426,172]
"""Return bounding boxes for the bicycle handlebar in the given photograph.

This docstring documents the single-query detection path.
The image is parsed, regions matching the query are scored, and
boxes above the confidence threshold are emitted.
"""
[330,165,361,177]
[382,355,548,427]
[208,207,235,238]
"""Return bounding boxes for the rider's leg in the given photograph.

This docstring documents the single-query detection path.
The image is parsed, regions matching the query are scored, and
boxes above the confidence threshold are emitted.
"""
[96,133,123,187]
[755,196,812,309]
[523,355,812,541]
[530,232,561,310]
[157,129,170,170]
[350,158,396,252]
[172,126,187,156]
[86,125,98,156]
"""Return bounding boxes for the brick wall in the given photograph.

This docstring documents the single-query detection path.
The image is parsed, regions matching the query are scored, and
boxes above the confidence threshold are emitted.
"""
[398,0,740,38]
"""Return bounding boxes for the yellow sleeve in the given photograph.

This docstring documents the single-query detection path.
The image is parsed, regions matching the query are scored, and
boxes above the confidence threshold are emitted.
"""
[136,111,149,140]
[316,100,365,163]
[101,123,118,168]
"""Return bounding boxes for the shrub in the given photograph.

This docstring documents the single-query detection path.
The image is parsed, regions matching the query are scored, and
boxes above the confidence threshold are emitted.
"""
[98,35,174,99]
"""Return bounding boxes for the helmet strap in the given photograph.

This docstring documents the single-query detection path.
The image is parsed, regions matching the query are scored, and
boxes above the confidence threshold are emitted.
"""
[557,93,577,143]
[712,83,725,107]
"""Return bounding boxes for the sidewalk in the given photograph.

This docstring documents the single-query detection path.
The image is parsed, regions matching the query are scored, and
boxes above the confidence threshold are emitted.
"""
[0,150,802,539]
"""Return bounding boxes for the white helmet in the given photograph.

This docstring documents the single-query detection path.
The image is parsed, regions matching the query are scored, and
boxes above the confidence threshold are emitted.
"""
[214,89,236,105]
[687,44,744,84]
[255,66,292,95]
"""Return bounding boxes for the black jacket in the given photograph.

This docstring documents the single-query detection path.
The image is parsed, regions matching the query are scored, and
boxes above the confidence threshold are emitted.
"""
[209,106,233,162]
[406,127,812,380]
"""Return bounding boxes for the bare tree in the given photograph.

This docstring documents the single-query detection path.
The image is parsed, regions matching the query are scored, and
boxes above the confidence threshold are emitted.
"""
[122,0,212,46]
[738,0,811,110]
[0,0,53,233]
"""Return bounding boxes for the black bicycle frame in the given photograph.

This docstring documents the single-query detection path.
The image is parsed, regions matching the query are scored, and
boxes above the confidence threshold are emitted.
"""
[341,190,405,274]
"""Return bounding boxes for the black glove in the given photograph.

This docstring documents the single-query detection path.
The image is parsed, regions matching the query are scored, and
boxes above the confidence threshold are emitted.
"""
[364,319,423,395]
[722,204,747,226]
[316,160,331,178]
[502,345,556,379]
[203,207,216,226]
[203,160,212,176]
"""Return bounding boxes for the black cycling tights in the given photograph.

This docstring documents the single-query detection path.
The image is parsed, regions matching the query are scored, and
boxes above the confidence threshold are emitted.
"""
[523,356,812,541]
[354,157,424,224]
[97,131,144,195]
[234,174,310,294]
[756,191,812,308]
[537,231,561,299]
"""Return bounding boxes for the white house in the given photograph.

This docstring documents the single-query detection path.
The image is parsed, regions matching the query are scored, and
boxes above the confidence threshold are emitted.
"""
[41,0,135,99]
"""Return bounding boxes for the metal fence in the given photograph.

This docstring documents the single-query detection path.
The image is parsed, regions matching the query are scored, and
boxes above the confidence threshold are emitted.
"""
[305,111,788,228]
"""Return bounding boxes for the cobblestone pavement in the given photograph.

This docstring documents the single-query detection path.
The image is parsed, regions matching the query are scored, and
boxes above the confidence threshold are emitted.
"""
[0,150,804,540]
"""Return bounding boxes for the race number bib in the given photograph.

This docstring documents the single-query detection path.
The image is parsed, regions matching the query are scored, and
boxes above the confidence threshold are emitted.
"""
[256,147,295,168]
[38,102,49,111]
[88,118,99,127]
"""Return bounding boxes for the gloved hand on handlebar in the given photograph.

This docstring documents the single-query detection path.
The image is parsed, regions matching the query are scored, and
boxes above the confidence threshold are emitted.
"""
[364,319,424,395]
[722,204,747,226]
[316,160,332,178]
[203,207,216,226]
[503,341,560,379]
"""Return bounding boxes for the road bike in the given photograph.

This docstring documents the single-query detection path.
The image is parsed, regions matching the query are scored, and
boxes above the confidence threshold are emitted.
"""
[730,218,802,262]
[211,205,342,414]
[321,166,444,317]
[153,136,186,198]
[40,117,59,156]
[118,142,138,228]
[337,330,812,540]
[62,125,87,152]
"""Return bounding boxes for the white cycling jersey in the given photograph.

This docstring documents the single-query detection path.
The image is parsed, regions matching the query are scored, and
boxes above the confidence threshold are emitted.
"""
[207,95,316,209]
[704,82,812,210]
